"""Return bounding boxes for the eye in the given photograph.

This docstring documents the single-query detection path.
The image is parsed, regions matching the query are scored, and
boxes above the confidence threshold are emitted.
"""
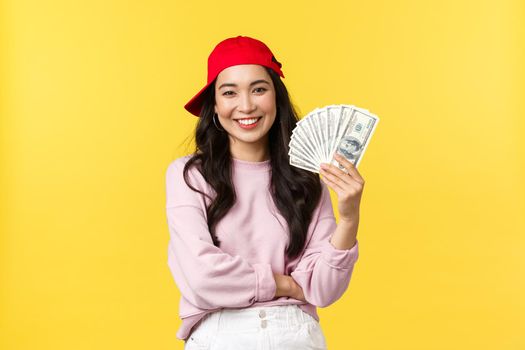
[253,87,267,94]
[222,90,235,96]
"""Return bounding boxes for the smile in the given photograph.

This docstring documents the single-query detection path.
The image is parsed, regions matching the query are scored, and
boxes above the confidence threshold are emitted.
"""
[235,117,262,129]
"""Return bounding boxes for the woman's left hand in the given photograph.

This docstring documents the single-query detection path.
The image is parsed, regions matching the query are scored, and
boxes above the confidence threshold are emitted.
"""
[319,153,365,223]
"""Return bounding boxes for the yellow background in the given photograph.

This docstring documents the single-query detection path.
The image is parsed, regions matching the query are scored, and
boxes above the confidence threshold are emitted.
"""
[1,0,524,349]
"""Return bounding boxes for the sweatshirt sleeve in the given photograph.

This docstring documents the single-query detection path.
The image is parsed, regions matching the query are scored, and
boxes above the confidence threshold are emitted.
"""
[290,182,359,308]
[165,158,276,310]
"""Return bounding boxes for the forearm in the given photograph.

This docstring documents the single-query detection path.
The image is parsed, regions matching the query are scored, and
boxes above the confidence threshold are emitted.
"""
[273,273,305,300]
[330,215,359,250]
[273,273,292,297]
[290,217,360,307]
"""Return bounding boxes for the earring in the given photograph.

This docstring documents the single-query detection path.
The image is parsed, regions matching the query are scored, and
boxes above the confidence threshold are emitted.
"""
[213,113,224,131]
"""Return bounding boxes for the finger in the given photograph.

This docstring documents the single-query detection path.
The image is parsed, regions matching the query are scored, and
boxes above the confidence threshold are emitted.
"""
[320,162,354,186]
[320,166,350,189]
[333,153,365,184]
[319,169,345,193]
[321,161,364,189]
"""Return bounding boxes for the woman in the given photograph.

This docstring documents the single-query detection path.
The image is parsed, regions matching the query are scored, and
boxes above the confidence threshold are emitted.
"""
[166,35,364,349]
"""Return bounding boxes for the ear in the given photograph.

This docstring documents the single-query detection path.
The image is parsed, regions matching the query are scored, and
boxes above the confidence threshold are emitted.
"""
[214,104,217,114]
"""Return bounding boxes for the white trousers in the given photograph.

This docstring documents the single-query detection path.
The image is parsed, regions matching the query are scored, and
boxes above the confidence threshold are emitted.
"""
[184,304,328,350]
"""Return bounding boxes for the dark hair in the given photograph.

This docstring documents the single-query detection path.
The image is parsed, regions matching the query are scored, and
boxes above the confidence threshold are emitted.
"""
[182,67,322,260]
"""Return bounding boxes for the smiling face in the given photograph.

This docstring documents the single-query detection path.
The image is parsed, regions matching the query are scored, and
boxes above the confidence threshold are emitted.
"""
[214,64,277,160]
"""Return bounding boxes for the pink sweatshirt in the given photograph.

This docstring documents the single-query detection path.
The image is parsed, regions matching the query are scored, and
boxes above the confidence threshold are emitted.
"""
[165,155,359,340]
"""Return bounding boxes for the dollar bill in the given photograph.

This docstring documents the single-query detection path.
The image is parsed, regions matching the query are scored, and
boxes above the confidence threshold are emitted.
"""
[288,104,379,173]
[316,108,329,161]
[289,154,319,173]
[329,108,379,172]
[290,118,321,164]
[303,112,324,163]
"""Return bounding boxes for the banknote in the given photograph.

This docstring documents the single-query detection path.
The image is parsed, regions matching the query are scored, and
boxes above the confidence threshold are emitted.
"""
[329,108,379,172]
[288,104,379,173]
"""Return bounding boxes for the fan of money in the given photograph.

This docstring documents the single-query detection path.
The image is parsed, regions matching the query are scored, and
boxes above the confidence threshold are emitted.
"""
[288,104,379,174]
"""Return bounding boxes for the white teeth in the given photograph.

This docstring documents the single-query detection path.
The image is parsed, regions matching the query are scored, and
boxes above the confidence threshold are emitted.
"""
[237,118,259,125]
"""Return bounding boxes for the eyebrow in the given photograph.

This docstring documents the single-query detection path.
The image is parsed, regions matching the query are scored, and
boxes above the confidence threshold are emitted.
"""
[218,79,271,89]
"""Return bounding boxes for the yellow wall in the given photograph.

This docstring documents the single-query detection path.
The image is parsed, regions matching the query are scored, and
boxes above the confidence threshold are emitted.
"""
[1,0,524,349]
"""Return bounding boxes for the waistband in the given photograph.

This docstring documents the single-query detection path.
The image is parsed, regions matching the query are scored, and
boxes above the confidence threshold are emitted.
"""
[193,304,317,335]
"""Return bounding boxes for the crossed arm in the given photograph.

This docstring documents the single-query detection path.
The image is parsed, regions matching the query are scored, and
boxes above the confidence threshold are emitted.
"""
[165,160,359,310]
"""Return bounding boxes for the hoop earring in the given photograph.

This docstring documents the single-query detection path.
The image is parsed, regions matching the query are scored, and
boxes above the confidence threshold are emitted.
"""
[213,113,224,131]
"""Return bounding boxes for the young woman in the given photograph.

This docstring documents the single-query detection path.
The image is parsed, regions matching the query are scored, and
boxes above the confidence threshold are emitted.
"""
[166,35,364,350]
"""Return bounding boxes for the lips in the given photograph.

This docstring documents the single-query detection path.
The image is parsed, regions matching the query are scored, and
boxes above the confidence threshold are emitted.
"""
[235,117,262,129]
[234,117,262,121]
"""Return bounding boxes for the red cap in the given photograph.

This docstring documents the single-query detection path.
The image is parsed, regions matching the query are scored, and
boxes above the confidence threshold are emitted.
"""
[184,36,285,116]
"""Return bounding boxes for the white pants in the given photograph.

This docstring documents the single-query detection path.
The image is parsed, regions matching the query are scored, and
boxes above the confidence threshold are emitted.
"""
[184,304,327,350]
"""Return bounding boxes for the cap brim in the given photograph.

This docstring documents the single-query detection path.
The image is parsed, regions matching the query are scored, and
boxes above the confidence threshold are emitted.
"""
[184,80,214,117]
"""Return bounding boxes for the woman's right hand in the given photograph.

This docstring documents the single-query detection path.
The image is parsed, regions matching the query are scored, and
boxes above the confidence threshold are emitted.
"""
[273,274,306,302]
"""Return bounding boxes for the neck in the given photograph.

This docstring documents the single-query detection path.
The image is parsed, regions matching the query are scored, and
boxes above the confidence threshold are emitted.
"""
[229,137,270,162]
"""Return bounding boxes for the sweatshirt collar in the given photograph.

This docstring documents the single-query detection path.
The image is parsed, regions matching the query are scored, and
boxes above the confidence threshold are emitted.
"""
[232,157,271,172]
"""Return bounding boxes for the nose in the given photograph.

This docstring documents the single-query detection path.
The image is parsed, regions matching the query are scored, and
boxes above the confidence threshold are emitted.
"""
[237,92,256,114]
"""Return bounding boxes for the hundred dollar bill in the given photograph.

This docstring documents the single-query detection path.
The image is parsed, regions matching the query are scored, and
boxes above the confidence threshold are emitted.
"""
[292,109,323,163]
[288,104,379,174]
[290,123,321,165]
[325,105,344,163]
[328,105,354,162]
[329,108,379,171]
[289,154,319,173]
[303,112,324,164]
[288,143,318,169]
[325,105,341,163]
[316,108,329,161]
[289,136,319,166]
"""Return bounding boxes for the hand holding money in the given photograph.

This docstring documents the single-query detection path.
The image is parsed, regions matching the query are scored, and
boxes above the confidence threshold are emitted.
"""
[288,104,379,174]
[320,152,364,223]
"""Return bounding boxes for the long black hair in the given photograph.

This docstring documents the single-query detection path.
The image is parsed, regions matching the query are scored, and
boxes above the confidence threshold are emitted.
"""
[182,67,322,260]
